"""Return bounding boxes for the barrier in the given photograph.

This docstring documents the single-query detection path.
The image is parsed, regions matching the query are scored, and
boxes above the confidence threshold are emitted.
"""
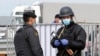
[0,24,100,56]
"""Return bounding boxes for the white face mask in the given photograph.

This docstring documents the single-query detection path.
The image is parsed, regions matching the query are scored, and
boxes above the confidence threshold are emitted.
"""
[62,18,71,25]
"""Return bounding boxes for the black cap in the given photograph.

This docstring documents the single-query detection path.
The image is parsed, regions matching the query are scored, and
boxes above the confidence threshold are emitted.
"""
[23,11,37,18]
[55,14,61,19]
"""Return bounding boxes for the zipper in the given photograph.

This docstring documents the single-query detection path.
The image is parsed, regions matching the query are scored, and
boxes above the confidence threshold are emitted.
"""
[61,50,64,56]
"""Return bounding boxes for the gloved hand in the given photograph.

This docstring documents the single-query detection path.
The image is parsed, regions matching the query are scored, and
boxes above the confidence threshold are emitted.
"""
[60,39,69,46]
[54,40,60,47]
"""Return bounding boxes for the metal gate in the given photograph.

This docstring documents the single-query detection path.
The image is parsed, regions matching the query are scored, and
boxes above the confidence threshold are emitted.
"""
[0,24,100,56]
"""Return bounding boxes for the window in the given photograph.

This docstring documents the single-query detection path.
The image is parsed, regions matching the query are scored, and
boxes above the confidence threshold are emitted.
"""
[16,12,23,15]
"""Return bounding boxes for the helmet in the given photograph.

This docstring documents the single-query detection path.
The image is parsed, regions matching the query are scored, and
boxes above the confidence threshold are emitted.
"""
[60,6,74,17]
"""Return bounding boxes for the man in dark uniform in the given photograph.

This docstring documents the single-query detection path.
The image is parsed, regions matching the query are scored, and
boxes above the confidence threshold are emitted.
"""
[14,11,43,56]
[51,6,86,56]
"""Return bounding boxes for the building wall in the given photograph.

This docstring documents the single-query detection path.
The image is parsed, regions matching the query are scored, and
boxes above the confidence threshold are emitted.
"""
[42,3,100,23]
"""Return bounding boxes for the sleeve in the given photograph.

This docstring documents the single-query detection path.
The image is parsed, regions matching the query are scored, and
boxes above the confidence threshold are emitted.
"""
[27,28,43,56]
[51,36,58,48]
[69,28,86,50]
[51,27,63,48]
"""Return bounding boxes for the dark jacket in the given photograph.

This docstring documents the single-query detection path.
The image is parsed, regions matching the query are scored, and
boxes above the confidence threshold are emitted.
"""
[51,22,86,56]
[14,24,43,56]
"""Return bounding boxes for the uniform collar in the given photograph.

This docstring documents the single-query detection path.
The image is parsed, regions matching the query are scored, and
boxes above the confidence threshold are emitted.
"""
[23,23,33,27]
[65,21,75,29]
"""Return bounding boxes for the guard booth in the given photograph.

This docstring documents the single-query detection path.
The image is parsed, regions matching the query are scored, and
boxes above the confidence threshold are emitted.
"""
[0,23,100,56]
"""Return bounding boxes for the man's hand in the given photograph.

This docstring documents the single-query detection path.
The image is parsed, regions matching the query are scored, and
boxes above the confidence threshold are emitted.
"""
[54,40,61,47]
[60,39,69,46]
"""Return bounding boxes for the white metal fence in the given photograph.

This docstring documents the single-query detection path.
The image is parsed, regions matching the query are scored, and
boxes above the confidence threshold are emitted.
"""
[0,24,100,56]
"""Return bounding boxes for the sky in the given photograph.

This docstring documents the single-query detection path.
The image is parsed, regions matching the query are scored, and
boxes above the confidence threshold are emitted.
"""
[0,0,100,16]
